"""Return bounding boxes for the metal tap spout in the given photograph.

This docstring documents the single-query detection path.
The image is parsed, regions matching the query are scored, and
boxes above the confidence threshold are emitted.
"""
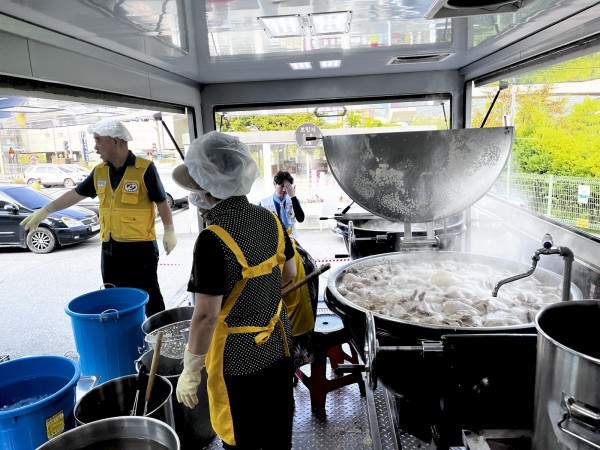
[491,233,574,301]
[491,254,540,297]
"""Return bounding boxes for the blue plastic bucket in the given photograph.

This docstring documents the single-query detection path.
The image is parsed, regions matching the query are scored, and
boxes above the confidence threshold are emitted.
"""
[65,288,148,384]
[0,355,81,450]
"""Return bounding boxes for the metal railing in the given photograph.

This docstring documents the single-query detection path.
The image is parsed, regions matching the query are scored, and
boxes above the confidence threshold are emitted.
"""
[490,172,600,231]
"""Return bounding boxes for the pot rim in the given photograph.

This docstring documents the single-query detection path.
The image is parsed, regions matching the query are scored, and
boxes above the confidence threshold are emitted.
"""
[36,416,180,449]
[534,299,600,364]
[73,373,173,421]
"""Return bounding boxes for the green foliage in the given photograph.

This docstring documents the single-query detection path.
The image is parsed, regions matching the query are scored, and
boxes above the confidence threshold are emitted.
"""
[515,53,600,84]
[474,81,600,178]
[217,113,327,132]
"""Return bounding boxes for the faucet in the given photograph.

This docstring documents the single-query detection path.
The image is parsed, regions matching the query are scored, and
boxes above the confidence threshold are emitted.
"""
[492,233,574,302]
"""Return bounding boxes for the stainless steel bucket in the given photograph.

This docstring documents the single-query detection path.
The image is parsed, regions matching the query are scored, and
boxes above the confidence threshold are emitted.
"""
[137,349,215,449]
[533,300,600,449]
[35,416,179,449]
[74,374,175,427]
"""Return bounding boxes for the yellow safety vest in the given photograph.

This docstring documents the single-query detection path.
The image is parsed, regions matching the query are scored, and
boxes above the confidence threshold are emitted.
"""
[94,157,156,242]
[282,240,316,337]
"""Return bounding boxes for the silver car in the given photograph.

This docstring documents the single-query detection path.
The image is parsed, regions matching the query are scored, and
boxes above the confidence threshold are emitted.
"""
[24,164,87,188]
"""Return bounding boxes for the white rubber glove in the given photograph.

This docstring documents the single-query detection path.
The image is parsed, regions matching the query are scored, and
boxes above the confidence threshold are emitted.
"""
[176,347,206,409]
[163,225,177,255]
[20,205,53,231]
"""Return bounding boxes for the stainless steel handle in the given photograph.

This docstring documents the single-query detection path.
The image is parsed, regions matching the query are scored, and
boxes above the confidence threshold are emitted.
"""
[558,395,600,449]
[364,312,378,391]
[567,396,600,422]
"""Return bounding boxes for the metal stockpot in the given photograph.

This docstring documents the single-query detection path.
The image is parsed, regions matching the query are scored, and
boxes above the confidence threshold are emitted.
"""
[533,300,600,450]
[137,350,215,449]
[334,213,466,258]
[74,374,175,427]
[35,416,179,449]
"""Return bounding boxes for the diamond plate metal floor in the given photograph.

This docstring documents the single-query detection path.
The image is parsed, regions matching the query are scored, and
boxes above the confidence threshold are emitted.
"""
[203,370,401,450]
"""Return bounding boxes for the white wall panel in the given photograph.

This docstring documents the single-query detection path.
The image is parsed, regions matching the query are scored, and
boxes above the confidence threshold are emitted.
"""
[28,41,152,98]
[149,75,201,110]
[0,32,33,77]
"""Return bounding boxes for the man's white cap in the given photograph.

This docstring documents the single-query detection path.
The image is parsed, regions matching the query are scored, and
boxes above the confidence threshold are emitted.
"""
[87,119,133,141]
[172,131,258,199]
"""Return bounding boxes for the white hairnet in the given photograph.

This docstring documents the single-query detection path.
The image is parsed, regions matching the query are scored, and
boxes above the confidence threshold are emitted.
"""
[87,119,133,141]
[184,131,259,199]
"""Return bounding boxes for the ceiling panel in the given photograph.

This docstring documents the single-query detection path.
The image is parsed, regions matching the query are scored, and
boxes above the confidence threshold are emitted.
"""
[0,0,599,83]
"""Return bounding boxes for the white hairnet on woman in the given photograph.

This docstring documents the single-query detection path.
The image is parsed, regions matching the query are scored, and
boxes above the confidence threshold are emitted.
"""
[173,131,297,450]
[172,131,259,200]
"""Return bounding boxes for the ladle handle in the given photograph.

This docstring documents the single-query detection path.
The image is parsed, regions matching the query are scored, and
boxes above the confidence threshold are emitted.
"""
[145,330,163,405]
[282,263,331,297]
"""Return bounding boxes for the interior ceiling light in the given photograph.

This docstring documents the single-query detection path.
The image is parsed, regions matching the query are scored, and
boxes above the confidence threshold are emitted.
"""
[319,60,342,69]
[257,14,304,38]
[289,62,313,70]
[308,11,352,36]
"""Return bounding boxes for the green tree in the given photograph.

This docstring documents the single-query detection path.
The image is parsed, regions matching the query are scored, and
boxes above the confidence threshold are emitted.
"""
[217,113,328,132]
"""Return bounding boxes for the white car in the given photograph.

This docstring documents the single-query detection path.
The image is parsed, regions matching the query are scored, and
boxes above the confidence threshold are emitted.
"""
[24,164,87,188]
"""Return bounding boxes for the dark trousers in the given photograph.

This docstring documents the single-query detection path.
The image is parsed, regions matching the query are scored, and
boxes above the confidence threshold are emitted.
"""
[101,239,165,318]
[222,356,294,450]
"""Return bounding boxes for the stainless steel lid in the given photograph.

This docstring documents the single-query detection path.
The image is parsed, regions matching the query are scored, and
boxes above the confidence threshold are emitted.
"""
[323,127,514,222]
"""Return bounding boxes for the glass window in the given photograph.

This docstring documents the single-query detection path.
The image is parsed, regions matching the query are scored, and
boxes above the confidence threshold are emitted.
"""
[472,51,600,234]
[215,97,451,219]
[4,187,53,209]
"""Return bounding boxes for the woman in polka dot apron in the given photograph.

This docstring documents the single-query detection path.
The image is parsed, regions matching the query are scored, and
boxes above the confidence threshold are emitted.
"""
[172,131,297,450]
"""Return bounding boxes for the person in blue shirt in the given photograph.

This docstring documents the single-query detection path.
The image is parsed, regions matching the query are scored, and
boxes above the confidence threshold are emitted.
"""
[259,171,305,238]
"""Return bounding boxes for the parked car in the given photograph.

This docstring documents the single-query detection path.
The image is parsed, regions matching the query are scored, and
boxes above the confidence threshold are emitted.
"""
[0,185,100,253]
[48,188,99,215]
[157,166,188,209]
[24,164,87,188]
[59,164,92,176]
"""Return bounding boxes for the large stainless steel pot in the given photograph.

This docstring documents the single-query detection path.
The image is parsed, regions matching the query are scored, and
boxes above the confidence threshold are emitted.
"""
[137,350,215,449]
[533,300,600,450]
[325,251,582,397]
[74,374,175,427]
[35,416,179,449]
[335,212,466,258]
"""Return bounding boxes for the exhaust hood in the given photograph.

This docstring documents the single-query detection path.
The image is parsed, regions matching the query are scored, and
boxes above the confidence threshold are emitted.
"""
[425,0,536,19]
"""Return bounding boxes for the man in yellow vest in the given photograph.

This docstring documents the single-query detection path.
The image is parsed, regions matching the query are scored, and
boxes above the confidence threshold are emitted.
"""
[21,119,177,318]
[172,131,297,450]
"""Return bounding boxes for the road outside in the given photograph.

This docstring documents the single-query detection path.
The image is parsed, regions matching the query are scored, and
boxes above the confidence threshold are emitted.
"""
[0,207,347,361]
[0,207,196,360]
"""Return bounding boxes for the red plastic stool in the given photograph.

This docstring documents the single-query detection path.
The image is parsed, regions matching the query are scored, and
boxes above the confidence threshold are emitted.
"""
[295,313,366,412]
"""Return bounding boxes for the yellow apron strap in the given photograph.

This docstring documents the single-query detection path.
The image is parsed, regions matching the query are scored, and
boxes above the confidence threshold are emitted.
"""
[205,224,288,340]
[207,225,283,280]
